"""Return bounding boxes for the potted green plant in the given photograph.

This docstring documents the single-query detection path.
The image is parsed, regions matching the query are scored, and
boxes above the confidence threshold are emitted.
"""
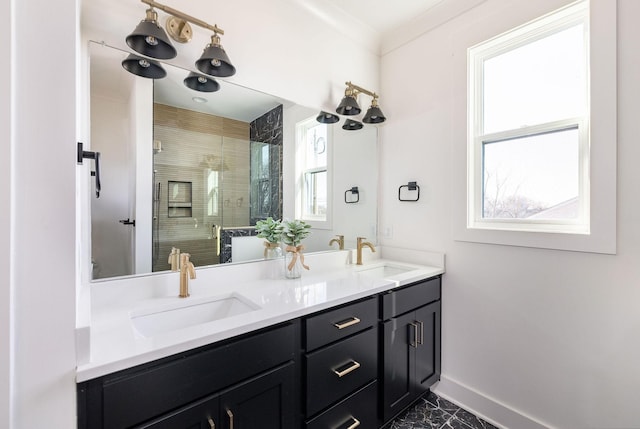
[282,219,312,278]
[255,217,284,259]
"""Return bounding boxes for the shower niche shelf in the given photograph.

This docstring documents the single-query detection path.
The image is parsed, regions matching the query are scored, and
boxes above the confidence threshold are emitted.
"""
[168,181,193,218]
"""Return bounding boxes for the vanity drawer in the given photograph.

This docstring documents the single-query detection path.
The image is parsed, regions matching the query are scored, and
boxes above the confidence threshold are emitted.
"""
[381,276,441,320]
[306,380,377,429]
[305,327,377,417]
[305,296,377,351]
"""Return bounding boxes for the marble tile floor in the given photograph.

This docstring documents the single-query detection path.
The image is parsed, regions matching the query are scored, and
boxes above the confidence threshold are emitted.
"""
[389,391,499,429]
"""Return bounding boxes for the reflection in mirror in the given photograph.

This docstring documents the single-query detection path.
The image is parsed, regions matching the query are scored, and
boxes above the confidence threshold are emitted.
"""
[88,41,378,281]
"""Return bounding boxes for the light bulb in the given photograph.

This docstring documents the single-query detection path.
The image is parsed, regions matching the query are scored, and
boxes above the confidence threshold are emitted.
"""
[145,36,158,46]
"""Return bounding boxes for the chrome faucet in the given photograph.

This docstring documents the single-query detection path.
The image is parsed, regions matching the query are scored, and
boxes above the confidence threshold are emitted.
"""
[179,253,196,298]
[356,237,376,265]
[329,234,345,250]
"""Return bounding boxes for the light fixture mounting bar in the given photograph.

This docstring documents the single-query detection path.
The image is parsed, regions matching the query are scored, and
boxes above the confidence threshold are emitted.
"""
[140,0,224,35]
[346,81,378,99]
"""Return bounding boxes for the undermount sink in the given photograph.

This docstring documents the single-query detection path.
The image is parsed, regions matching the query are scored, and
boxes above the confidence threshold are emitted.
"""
[354,261,424,283]
[356,264,413,278]
[356,261,417,278]
[131,293,260,338]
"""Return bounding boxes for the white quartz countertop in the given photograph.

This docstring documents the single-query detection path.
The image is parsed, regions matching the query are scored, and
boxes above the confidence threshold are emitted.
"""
[76,254,444,382]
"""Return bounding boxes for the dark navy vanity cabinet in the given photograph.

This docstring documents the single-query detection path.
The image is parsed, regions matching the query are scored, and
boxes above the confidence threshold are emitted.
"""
[381,277,442,423]
[77,322,300,429]
[77,276,442,428]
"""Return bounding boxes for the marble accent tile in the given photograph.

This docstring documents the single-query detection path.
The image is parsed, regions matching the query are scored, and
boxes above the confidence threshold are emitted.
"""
[426,391,461,414]
[451,409,498,429]
[220,227,257,263]
[390,399,453,429]
[249,104,283,223]
[389,392,499,429]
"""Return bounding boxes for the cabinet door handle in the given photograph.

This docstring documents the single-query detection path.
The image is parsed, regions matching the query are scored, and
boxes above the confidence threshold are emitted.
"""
[226,409,234,429]
[416,320,424,345]
[333,317,361,330]
[332,360,361,377]
[409,322,418,348]
[346,417,361,429]
[207,417,215,428]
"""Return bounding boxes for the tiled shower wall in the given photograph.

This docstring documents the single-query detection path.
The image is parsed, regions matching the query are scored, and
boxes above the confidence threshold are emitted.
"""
[152,103,250,271]
[249,104,283,225]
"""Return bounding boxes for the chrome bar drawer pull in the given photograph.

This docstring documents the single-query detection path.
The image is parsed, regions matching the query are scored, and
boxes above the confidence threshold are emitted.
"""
[333,316,361,330]
[417,320,424,345]
[207,417,215,428]
[226,409,234,429]
[346,417,361,429]
[332,360,361,377]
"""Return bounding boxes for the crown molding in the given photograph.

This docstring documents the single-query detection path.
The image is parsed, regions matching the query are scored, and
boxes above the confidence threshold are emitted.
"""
[381,0,488,55]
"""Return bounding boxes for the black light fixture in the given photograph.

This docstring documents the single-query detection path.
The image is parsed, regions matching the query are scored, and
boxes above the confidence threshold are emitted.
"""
[184,72,220,92]
[195,33,236,77]
[342,119,363,131]
[336,87,361,116]
[121,54,167,79]
[363,97,386,124]
[316,111,340,124]
[123,0,235,79]
[335,81,386,125]
[125,7,177,60]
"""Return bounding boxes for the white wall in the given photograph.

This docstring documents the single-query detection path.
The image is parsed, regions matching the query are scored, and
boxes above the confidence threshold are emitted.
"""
[1,0,12,426]
[5,0,79,428]
[380,1,640,428]
[90,92,134,278]
[132,78,154,275]
[328,126,379,250]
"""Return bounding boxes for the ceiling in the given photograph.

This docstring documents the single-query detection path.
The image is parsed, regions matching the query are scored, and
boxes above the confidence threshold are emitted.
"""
[285,0,485,54]
[324,0,445,34]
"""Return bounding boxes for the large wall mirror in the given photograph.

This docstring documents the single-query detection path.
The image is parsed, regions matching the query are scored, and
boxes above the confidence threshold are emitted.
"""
[88,41,378,281]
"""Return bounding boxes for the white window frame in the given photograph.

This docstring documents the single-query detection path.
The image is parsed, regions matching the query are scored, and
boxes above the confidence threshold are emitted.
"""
[468,1,589,234]
[295,117,333,229]
[453,0,617,254]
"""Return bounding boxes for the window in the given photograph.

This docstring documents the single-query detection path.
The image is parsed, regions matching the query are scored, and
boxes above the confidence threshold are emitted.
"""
[205,169,219,216]
[296,117,331,227]
[468,1,589,234]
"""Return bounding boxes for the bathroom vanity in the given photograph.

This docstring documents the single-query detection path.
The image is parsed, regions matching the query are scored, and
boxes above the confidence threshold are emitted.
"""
[76,253,443,428]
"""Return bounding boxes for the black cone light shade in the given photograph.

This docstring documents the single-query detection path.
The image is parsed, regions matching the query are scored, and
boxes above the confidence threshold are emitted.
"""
[316,111,340,124]
[363,102,386,124]
[196,34,236,77]
[122,54,167,79]
[126,9,177,60]
[184,72,220,92]
[342,119,363,131]
[336,94,361,115]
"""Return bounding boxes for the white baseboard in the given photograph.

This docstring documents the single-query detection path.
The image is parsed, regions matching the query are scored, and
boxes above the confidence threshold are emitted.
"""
[432,376,553,429]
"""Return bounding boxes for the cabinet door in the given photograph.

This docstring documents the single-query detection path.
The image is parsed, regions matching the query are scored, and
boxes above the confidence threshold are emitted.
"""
[220,363,296,429]
[382,311,417,423]
[138,394,219,429]
[414,301,441,392]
